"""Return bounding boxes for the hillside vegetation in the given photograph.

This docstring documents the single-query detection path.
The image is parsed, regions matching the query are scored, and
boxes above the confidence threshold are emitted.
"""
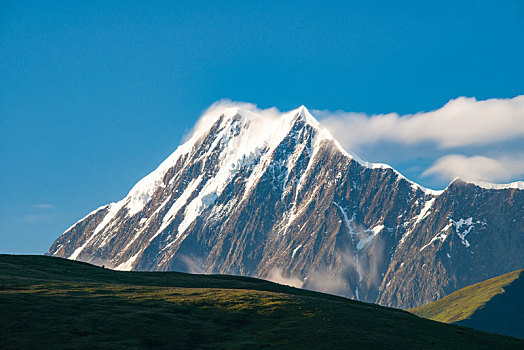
[410,269,522,323]
[410,269,523,338]
[1,255,522,349]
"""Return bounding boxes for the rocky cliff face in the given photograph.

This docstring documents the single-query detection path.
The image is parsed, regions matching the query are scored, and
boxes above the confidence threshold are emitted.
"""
[379,180,523,307]
[47,106,524,309]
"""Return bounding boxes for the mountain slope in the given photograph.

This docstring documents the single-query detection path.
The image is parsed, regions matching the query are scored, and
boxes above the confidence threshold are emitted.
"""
[410,269,524,338]
[47,105,524,309]
[2,255,523,349]
[378,179,524,308]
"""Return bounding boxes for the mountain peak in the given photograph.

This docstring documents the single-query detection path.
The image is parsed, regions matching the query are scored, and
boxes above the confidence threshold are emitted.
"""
[115,105,334,223]
[192,105,316,141]
[48,102,524,311]
[294,105,320,128]
[296,105,308,117]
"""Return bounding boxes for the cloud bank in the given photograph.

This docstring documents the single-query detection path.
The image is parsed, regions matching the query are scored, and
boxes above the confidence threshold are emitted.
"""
[316,95,524,186]
[316,95,524,149]
[422,154,524,183]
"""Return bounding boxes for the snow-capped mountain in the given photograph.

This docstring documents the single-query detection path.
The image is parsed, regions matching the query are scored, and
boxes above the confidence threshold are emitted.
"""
[47,105,524,309]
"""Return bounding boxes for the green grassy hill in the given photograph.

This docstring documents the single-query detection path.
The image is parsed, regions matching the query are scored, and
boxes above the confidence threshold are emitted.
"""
[1,255,522,349]
[410,269,523,338]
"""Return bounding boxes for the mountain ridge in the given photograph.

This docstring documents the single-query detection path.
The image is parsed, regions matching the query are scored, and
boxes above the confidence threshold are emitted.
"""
[47,105,524,309]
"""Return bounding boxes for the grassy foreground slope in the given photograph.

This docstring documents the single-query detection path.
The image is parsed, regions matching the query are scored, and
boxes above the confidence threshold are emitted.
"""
[410,269,523,338]
[1,255,522,349]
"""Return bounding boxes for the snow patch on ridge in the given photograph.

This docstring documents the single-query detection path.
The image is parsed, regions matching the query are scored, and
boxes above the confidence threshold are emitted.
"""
[333,201,385,251]
[420,217,486,251]
[69,201,124,260]
[452,217,486,248]
[151,175,204,242]
[333,202,355,235]
[420,224,451,251]
[292,244,303,259]
[447,177,524,191]
[122,138,195,217]
[414,198,436,226]
[398,197,436,247]
[176,108,308,237]
[469,180,524,190]
[357,224,384,251]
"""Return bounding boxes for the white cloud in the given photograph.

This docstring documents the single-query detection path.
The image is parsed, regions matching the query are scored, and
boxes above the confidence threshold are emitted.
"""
[317,95,524,149]
[185,99,282,142]
[422,154,524,183]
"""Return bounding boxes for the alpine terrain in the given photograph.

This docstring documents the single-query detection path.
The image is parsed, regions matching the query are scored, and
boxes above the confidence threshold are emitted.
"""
[47,105,524,309]
[3,255,522,349]
[411,269,524,338]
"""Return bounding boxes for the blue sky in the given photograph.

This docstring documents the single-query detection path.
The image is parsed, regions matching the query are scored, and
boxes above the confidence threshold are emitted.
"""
[1,0,523,254]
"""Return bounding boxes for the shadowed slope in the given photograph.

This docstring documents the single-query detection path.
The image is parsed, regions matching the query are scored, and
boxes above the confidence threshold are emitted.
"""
[410,269,523,338]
